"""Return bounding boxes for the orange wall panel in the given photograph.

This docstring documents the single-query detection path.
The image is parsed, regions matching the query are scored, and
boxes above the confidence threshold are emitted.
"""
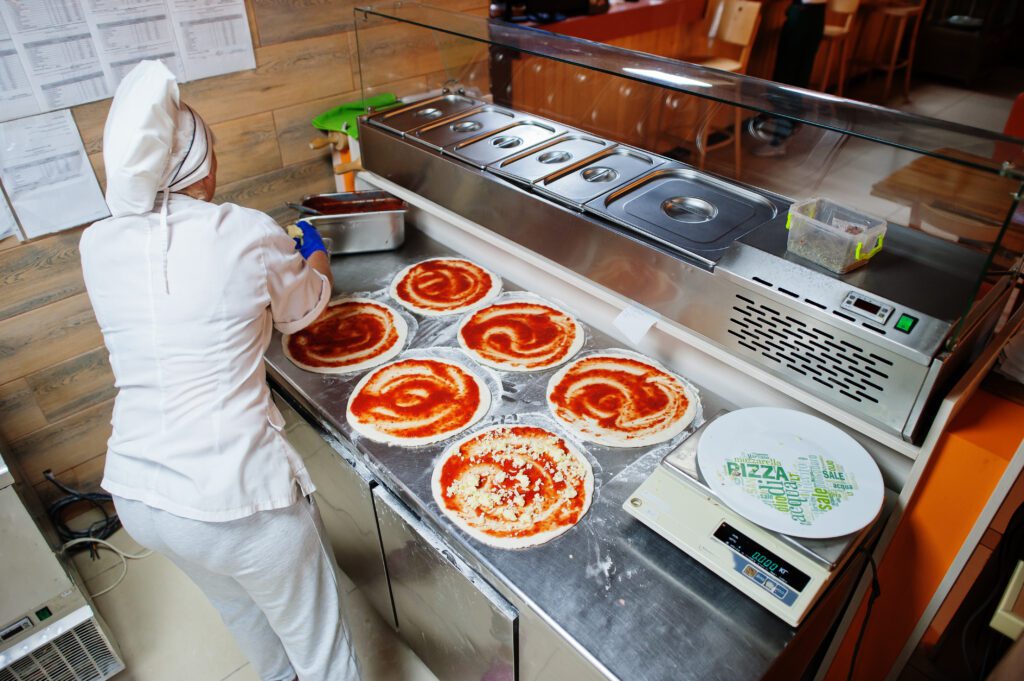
[824,391,1024,681]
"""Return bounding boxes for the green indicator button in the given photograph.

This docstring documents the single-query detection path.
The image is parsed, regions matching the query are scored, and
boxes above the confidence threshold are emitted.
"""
[895,313,918,333]
[35,607,51,621]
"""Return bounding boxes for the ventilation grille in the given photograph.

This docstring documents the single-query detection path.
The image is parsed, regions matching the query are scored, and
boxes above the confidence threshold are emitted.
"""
[728,293,893,405]
[1,618,122,681]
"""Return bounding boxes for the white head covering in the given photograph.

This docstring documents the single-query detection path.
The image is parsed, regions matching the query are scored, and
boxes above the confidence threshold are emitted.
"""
[102,60,213,292]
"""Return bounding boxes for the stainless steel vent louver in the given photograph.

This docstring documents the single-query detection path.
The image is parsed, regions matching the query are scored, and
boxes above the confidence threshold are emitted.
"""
[727,293,891,405]
[0,618,122,681]
[714,287,933,434]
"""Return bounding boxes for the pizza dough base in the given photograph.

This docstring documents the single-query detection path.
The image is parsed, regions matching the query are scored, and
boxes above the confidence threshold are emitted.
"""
[456,300,584,373]
[546,352,699,448]
[345,358,492,447]
[389,257,503,317]
[282,297,409,374]
[430,424,594,549]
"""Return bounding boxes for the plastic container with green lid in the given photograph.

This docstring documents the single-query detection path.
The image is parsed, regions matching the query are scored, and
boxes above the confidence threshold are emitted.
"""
[786,197,887,274]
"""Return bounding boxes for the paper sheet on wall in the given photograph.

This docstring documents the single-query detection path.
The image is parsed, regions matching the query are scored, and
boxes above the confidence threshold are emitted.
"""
[0,0,255,123]
[167,0,255,81]
[0,190,19,240]
[81,0,186,86]
[0,110,109,238]
[0,12,42,121]
[0,0,113,111]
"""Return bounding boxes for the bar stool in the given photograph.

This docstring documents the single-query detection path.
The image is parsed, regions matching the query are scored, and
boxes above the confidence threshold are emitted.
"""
[870,0,926,102]
[818,0,861,97]
[689,0,763,177]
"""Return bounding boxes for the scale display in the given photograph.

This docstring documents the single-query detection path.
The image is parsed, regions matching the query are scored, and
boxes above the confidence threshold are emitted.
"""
[713,523,810,592]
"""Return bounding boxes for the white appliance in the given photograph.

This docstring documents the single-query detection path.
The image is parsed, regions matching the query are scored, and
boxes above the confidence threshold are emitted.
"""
[624,411,886,627]
[0,447,124,680]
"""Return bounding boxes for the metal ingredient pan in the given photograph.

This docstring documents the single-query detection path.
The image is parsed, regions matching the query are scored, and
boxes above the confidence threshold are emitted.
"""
[295,191,406,255]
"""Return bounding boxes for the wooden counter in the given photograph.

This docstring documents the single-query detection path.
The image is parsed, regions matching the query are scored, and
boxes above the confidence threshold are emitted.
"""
[538,0,705,48]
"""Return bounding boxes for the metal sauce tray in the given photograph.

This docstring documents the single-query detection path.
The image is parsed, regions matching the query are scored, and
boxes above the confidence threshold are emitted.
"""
[446,120,566,168]
[299,191,406,255]
[368,94,481,136]
[410,106,518,151]
[534,146,666,209]
[585,165,779,265]
[488,133,612,185]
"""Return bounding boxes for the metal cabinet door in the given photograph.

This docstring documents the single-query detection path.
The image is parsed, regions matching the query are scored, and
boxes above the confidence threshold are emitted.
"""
[372,486,517,681]
[272,393,394,626]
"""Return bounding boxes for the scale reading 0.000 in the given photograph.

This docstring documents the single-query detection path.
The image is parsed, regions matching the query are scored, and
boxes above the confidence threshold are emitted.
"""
[713,523,811,592]
[750,551,780,574]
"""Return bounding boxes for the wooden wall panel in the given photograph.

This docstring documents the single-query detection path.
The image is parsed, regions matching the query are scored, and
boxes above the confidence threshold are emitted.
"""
[13,399,114,484]
[213,112,283,186]
[0,380,47,443]
[25,347,115,423]
[0,230,85,321]
[252,0,357,46]
[183,34,355,125]
[216,157,337,222]
[0,294,102,386]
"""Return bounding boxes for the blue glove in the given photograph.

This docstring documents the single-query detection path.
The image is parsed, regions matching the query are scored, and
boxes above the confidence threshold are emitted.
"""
[294,220,327,259]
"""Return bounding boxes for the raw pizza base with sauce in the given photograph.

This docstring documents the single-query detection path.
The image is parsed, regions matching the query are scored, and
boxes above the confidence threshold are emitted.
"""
[546,352,699,448]
[457,299,584,372]
[390,257,502,317]
[431,424,593,549]
[283,298,408,374]
[346,357,491,446]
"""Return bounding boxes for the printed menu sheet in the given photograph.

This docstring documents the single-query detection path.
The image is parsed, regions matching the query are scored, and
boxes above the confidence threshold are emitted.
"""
[167,0,254,81]
[0,190,18,240]
[0,11,40,120]
[0,0,254,122]
[0,110,108,237]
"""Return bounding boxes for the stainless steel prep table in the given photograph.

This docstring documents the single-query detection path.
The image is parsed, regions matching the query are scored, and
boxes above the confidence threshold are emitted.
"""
[264,226,868,681]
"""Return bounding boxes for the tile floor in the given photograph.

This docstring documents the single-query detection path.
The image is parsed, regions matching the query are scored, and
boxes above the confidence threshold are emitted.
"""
[72,523,439,681]
[68,72,1019,681]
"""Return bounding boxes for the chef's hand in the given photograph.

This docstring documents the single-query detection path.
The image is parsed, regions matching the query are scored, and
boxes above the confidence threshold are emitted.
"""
[294,220,327,259]
[293,220,334,291]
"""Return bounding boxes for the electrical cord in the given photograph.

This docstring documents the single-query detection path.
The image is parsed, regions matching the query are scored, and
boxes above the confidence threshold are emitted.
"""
[44,469,121,559]
[846,552,882,681]
[60,537,152,598]
[44,469,153,598]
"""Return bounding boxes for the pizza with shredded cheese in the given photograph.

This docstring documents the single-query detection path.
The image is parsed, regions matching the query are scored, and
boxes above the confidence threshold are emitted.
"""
[283,298,407,373]
[546,353,699,448]
[431,424,593,549]
[457,300,583,372]
[390,258,501,316]
[346,357,491,446]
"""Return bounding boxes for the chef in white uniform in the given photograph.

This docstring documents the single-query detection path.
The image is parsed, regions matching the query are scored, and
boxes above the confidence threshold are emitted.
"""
[80,60,361,681]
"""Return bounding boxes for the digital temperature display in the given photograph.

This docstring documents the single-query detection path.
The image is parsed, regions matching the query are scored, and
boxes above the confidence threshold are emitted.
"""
[852,297,882,315]
[713,523,810,592]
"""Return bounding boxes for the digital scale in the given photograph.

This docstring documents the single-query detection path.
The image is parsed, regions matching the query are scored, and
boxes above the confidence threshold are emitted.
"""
[623,411,885,627]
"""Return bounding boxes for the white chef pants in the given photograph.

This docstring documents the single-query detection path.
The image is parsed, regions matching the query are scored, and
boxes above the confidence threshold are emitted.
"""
[113,495,361,681]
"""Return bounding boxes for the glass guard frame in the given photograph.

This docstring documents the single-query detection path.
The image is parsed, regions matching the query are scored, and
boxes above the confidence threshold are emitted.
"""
[353,2,1023,350]
[357,2,1024,176]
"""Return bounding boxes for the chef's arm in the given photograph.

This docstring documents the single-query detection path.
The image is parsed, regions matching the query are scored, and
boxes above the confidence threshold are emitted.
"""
[307,250,334,291]
[295,221,334,291]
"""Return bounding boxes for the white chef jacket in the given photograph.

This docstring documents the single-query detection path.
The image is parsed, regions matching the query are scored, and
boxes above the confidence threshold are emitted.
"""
[80,194,330,521]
